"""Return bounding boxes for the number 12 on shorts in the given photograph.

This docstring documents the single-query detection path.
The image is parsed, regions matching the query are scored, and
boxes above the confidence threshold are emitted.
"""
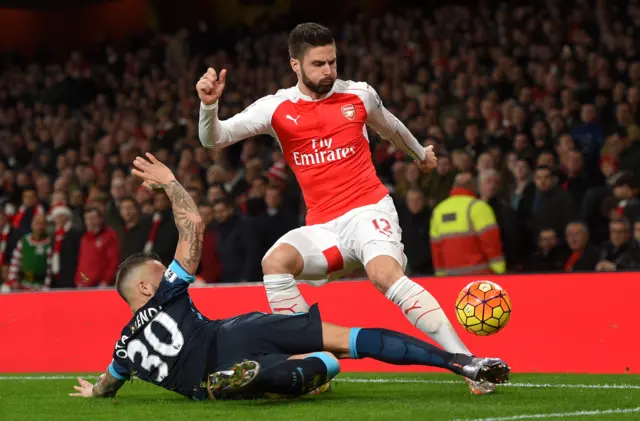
[372,218,392,237]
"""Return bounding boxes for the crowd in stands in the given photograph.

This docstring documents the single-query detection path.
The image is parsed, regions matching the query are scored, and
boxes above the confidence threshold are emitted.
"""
[2,0,640,291]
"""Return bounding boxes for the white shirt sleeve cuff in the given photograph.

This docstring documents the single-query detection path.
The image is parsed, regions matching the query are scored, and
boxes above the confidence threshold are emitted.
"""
[200,101,218,111]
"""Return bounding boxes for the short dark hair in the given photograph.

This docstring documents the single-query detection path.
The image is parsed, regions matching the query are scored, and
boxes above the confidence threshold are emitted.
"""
[266,183,283,192]
[252,175,269,185]
[120,195,138,206]
[198,200,213,209]
[614,172,638,189]
[535,165,553,174]
[84,206,104,218]
[115,252,160,302]
[212,196,234,208]
[120,196,141,213]
[288,23,334,60]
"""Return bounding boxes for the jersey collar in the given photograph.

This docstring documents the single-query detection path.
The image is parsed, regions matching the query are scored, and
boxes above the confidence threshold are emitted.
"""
[295,82,336,102]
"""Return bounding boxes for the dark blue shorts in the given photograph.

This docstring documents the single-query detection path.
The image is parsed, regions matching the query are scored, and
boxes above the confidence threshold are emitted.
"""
[212,304,324,370]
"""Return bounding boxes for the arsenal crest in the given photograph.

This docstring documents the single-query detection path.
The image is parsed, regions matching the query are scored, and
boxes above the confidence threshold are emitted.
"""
[341,104,356,121]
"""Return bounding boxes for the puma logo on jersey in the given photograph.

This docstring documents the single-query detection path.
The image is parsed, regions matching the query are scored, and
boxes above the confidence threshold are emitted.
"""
[286,114,301,125]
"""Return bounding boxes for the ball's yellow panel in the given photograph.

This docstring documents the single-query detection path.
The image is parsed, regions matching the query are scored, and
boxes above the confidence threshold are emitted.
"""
[463,304,475,316]
[478,282,492,292]
[485,317,501,328]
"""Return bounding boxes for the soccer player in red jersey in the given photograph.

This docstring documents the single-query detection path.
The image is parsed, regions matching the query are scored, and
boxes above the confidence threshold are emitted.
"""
[197,23,501,394]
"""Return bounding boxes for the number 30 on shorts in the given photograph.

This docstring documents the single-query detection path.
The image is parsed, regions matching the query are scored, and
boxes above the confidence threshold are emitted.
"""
[372,218,392,237]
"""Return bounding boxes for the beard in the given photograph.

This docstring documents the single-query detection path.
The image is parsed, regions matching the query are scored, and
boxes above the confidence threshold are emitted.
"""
[301,68,335,95]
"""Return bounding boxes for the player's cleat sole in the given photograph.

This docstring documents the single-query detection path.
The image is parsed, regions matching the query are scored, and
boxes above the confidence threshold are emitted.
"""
[465,378,496,395]
[208,360,261,399]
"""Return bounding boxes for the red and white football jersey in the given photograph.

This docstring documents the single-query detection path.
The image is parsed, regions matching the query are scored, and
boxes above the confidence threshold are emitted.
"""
[199,79,424,225]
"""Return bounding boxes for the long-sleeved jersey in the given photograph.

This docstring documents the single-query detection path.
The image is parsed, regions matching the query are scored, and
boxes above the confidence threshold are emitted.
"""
[199,80,425,225]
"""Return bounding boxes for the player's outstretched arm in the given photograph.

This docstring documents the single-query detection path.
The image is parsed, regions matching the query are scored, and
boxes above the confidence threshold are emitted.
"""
[363,85,436,173]
[69,373,125,398]
[196,68,273,148]
[132,153,204,275]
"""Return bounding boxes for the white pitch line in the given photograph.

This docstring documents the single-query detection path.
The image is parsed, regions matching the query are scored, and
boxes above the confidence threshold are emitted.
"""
[0,375,95,380]
[452,406,640,421]
[339,378,640,390]
[1,376,639,391]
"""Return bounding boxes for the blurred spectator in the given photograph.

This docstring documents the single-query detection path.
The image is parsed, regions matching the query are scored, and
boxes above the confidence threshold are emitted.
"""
[75,207,119,287]
[199,201,222,283]
[615,102,640,143]
[430,173,505,277]
[479,169,522,270]
[595,218,640,271]
[398,187,432,275]
[422,153,457,207]
[245,176,268,217]
[528,228,569,273]
[148,190,179,266]
[117,196,150,263]
[5,213,51,291]
[0,205,16,284]
[580,166,623,245]
[510,155,535,218]
[618,128,640,177]
[564,222,599,272]
[520,166,576,248]
[571,104,604,175]
[13,186,45,236]
[48,205,81,288]
[611,173,640,223]
[212,197,261,282]
[254,184,299,260]
[68,188,86,231]
[199,202,215,227]
[106,178,127,229]
[560,150,591,208]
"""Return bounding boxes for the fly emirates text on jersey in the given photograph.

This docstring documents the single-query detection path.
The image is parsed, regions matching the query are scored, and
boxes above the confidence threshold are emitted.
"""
[292,138,357,167]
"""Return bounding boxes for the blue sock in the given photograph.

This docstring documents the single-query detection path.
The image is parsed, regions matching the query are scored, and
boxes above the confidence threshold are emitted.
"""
[349,328,472,374]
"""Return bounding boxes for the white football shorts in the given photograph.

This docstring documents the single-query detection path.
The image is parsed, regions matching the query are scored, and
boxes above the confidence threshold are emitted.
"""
[263,194,408,285]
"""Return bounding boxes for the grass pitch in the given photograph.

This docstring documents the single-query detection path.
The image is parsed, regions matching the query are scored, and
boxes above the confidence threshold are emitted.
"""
[1,373,639,421]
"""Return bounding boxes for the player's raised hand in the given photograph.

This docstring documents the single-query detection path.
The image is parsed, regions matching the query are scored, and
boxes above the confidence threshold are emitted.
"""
[132,153,176,188]
[69,377,94,398]
[417,145,437,173]
[196,68,227,105]
[132,153,174,186]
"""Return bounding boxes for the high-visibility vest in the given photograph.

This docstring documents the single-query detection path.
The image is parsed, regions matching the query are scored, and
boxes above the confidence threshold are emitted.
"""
[429,188,506,277]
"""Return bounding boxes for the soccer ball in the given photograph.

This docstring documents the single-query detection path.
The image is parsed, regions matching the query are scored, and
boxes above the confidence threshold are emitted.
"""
[455,280,511,336]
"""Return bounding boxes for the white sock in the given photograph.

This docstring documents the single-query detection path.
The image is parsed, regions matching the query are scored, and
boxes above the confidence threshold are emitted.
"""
[386,276,471,355]
[264,274,310,315]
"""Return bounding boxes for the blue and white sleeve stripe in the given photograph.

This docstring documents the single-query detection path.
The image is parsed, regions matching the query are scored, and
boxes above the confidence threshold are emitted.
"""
[108,360,130,380]
[169,260,196,283]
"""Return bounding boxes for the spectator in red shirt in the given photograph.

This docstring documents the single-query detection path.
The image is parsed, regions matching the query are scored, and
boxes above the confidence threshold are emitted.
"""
[75,207,119,288]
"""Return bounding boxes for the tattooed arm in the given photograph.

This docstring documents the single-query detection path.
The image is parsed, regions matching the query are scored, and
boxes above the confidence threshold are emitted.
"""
[132,153,205,275]
[163,179,205,274]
